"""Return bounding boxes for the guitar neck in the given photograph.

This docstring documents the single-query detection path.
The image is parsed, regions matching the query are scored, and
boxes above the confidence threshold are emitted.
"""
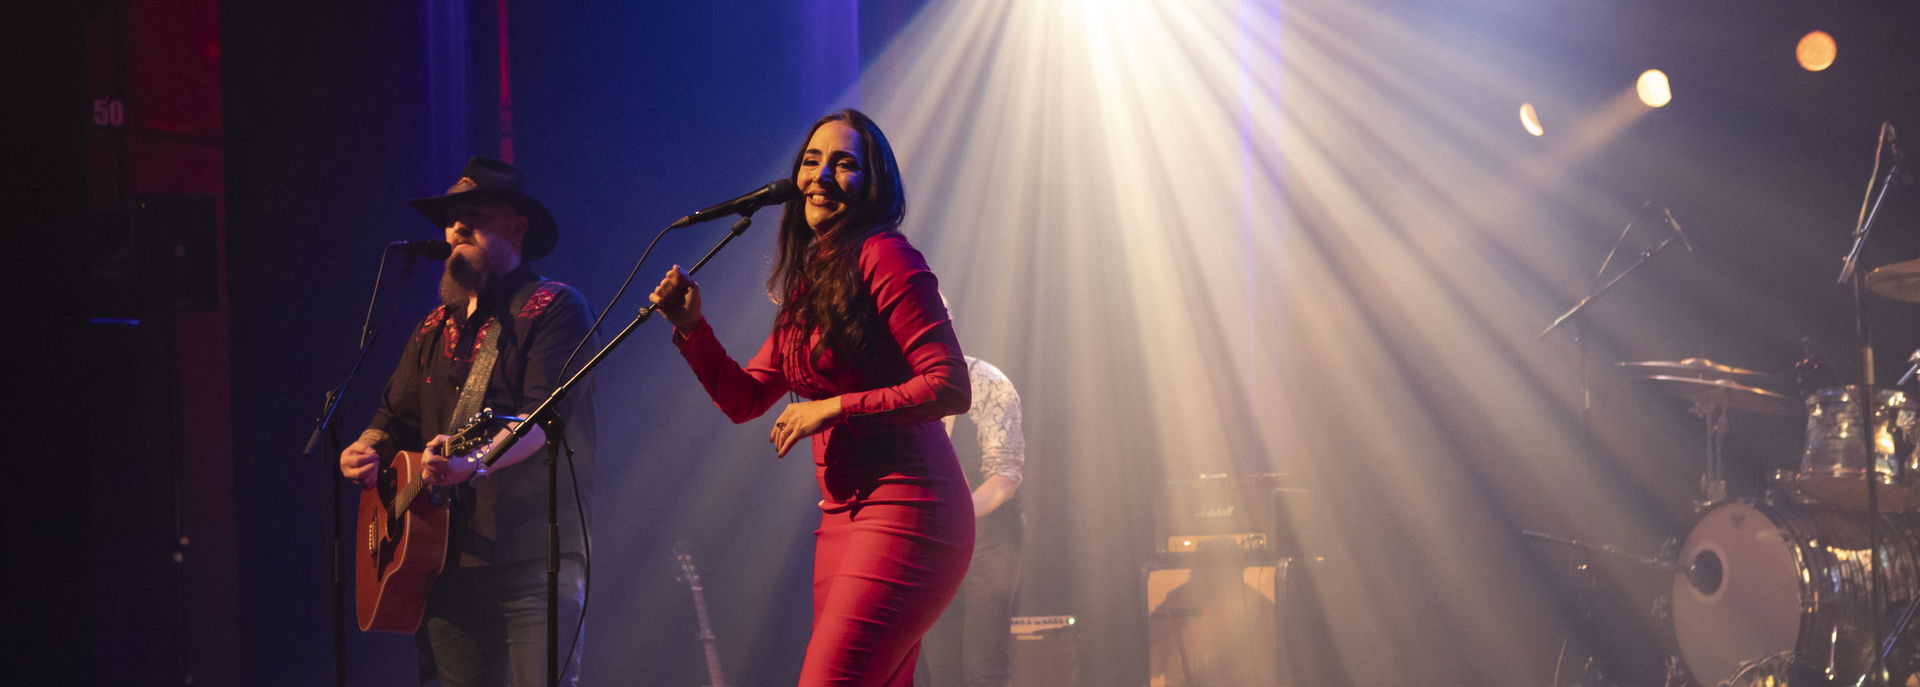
[388,414,502,516]
[391,468,428,518]
[676,547,727,687]
[689,583,726,687]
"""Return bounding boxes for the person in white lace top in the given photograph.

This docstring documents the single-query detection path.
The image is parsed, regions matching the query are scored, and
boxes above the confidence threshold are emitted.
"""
[918,354,1026,687]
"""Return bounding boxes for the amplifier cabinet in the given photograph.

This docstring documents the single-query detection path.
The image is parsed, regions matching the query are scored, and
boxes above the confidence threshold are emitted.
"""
[1010,615,1078,687]
[1148,563,1280,686]
[1146,556,1336,686]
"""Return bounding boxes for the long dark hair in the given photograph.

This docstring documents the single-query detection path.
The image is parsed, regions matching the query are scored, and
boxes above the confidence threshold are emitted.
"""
[767,109,908,361]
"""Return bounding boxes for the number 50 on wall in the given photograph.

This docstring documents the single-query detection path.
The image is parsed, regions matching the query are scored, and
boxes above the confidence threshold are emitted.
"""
[93,97,125,127]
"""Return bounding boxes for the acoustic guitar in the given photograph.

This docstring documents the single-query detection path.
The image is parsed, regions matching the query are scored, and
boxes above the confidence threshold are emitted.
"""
[354,410,507,633]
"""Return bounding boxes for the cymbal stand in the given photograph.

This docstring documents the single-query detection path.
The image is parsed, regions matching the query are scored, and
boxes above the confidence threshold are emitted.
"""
[1835,121,1904,686]
[1689,395,1731,510]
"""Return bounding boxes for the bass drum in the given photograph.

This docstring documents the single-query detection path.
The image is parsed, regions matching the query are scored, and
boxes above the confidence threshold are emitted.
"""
[1673,501,1920,687]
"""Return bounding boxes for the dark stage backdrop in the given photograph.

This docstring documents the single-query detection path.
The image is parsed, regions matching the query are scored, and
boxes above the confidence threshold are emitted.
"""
[222,1,1920,686]
[224,1,438,683]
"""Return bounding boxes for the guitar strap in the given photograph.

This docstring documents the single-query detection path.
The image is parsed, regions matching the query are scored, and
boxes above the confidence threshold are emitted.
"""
[448,278,545,426]
[449,318,503,427]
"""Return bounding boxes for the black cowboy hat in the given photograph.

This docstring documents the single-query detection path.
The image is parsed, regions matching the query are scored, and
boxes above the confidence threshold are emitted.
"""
[409,156,559,260]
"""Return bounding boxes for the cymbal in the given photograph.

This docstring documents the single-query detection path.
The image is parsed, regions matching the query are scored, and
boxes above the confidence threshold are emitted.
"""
[1867,259,1920,304]
[1640,375,1799,416]
[1617,358,1778,381]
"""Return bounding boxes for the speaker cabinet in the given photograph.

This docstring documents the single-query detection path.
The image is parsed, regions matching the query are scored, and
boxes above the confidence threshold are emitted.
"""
[134,194,219,311]
[1010,615,1079,687]
[1148,562,1281,686]
[1145,554,1339,687]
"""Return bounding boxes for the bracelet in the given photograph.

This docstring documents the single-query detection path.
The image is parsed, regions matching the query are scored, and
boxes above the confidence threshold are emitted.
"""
[466,454,488,479]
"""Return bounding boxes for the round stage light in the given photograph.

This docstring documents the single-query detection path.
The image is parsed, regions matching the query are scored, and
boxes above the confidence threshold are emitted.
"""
[1797,30,1836,72]
[1637,69,1672,108]
[1519,103,1544,136]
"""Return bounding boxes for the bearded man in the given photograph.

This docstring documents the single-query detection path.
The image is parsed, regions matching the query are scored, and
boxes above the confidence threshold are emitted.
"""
[339,156,596,686]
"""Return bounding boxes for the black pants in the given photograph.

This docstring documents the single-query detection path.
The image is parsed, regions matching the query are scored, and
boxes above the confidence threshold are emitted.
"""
[423,557,585,687]
[916,511,1022,687]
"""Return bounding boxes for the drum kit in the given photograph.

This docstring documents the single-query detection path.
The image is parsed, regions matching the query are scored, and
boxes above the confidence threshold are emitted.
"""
[1542,259,1920,687]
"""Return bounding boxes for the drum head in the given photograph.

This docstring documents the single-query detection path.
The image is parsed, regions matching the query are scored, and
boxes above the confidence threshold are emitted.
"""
[1672,502,1804,687]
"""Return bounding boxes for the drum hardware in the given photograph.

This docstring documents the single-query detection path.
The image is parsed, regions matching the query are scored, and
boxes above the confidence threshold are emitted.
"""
[1617,358,1781,383]
[1795,338,1841,394]
[1522,530,1675,687]
[1634,373,1797,508]
[1887,599,1920,682]
[1898,348,1920,388]
[1764,470,1814,507]
[1664,655,1691,687]
[1717,651,1792,687]
[1636,376,1799,418]
[1865,260,1920,306]
[1521,530,1674,573]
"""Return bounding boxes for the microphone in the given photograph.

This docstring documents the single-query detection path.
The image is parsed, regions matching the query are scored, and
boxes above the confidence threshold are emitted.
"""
[668,179,798,229]
[390,239,453,260]
[1662,208,1694,253]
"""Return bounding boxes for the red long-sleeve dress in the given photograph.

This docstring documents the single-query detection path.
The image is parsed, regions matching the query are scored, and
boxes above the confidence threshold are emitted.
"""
[672,230,975,686]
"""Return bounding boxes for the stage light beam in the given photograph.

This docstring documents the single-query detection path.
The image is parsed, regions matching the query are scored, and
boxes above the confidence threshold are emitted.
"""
[844,0,1690,683]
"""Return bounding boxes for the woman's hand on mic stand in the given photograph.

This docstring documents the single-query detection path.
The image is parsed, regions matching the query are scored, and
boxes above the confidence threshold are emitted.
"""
[650,265,705,335]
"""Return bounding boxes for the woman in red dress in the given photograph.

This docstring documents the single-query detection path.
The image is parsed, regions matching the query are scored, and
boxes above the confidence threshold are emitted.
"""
[649,109,974,686]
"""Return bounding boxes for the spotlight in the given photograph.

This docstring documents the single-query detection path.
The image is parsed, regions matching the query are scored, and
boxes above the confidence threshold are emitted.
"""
[1797,30,1836,72]
[1637,69,1672,108]
[1519,103,1544,136]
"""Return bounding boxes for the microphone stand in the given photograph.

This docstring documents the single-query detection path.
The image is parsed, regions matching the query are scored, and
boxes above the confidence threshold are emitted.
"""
[476,213,757,687]
[1839,140,1903,686]
[300,247,425,687]
[1564,203,1654,430]
[1540,238,1685,338]
[1536,207,1680,687]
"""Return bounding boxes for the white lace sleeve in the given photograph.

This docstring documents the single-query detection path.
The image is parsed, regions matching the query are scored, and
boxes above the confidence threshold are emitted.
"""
[968,358,1025,484]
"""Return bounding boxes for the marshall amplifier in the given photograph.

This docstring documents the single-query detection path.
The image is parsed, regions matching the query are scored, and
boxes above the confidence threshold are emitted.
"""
[1155,473,1312,557]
